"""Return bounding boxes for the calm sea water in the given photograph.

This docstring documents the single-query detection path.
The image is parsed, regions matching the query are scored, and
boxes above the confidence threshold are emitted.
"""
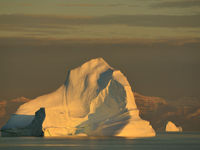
[0,132,200,150]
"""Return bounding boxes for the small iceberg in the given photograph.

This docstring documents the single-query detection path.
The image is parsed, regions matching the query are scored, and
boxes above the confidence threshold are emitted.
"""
[165,121,182,132]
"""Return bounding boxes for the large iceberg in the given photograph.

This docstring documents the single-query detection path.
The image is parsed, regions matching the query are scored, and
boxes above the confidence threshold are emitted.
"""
[1,58,155,137]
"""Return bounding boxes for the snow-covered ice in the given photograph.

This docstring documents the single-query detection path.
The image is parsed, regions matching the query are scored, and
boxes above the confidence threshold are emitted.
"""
[1,58,155,137]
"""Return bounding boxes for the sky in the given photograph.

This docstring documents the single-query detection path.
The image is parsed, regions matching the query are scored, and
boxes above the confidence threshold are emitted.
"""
[0,0,200,39]
[0,0,200,100]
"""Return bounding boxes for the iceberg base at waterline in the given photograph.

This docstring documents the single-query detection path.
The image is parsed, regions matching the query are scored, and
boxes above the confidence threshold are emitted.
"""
[1,58,155,138]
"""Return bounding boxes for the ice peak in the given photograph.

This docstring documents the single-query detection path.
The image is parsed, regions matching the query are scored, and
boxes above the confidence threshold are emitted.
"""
[80,57,112,70]
[91,57,109,65]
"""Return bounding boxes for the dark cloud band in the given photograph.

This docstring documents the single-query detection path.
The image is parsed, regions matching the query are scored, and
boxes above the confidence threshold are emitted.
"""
[0,14,200,28]
[152,0,200,8]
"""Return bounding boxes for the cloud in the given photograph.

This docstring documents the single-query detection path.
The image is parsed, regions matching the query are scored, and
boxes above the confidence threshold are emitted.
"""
[0,14,200,28]
[152,0,200,8]
[95,15,200,28]
[0,2,33,7]
[0,14,199,40]
[57,3,123,7]
[0,36,200,47]
[20,3,33,7]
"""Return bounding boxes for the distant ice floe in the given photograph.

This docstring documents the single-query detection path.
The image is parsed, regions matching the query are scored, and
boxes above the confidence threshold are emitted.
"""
[165,121,182,132]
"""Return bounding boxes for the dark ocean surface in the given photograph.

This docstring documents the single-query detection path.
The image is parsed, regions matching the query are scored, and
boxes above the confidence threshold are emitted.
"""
[0,132,200,150]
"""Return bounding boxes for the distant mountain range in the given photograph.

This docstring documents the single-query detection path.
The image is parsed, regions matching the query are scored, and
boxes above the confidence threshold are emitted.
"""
[0,97,30,128]
[135,93,200,132]
[1,93,199,132]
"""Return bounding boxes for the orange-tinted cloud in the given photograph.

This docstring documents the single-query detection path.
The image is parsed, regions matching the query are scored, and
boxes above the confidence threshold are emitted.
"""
[57,3,124,7]
[0,36,200,47]
[152,0,200,8]
[0,14,200,27]
[0,14,199,41]
[20,3,33,7]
